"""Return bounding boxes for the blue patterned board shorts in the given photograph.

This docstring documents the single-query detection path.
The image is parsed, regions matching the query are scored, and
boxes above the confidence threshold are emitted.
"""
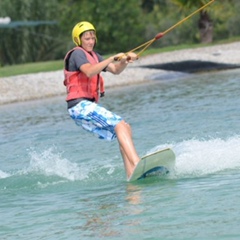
[68,100,122,141]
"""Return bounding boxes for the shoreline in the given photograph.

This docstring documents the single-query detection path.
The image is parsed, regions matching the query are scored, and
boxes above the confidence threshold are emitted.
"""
[1,41,240,105]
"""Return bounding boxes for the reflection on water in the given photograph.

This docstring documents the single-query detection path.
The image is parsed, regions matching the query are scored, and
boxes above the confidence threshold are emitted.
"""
[126,184,142,205]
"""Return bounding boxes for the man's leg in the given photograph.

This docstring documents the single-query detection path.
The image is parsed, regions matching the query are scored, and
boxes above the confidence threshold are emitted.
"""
[115,120,140,178]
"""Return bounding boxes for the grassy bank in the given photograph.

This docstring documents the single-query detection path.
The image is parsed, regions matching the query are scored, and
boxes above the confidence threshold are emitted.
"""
[0,60,64,78]
[1,38,239,78]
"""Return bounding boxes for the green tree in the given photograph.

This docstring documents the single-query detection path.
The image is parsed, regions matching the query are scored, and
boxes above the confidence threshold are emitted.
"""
[170,0,215,43]
[59,0,145,54]
[139,0,240,46]
[0,0,61,65]
[141,0,167,13]
[0,0,238,66]
[142,0,239,45]
[139,1,198,47]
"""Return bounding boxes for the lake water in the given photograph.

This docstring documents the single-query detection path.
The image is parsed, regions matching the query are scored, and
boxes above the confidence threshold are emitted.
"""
[0,68,240,239]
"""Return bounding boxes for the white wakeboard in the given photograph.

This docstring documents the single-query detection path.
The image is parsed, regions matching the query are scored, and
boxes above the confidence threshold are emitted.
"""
[128,148,175,182]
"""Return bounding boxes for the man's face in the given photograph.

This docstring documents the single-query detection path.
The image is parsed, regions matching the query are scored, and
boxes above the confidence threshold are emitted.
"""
[80,31,96,52]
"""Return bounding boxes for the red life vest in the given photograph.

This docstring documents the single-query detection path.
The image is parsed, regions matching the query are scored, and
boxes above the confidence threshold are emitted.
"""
[63,46,105,103]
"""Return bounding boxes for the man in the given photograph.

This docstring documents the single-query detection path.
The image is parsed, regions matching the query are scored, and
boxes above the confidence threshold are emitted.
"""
[64,21,140,179]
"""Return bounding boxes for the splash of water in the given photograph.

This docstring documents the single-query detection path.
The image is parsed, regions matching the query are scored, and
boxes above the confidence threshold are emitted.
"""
[0,170,10,179]
[26,147,86,181]
[172,136,240,178]
[24,147,122,182]
[24,136,240,181]
[2,137,239,183]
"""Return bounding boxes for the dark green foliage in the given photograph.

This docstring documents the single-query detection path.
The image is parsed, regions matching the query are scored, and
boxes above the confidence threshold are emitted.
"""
[0,0,62,65]
[59,0,145,54]
[0,0,239,65]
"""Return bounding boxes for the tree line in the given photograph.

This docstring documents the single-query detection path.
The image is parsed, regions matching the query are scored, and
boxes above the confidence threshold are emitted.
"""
[0,0,239,66]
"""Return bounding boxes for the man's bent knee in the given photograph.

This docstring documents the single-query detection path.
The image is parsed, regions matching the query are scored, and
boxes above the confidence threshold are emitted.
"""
[115,120,131,132]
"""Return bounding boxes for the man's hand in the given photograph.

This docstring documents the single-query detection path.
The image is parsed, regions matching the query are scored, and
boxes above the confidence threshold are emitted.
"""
[113,52,138,63]
[125,52,138,62]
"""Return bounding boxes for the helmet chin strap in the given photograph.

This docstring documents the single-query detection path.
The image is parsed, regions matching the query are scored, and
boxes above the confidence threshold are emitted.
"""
[73,37,80,46]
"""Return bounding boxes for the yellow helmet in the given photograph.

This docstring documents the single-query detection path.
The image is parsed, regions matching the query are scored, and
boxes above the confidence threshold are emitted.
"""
[72,21,97,46]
